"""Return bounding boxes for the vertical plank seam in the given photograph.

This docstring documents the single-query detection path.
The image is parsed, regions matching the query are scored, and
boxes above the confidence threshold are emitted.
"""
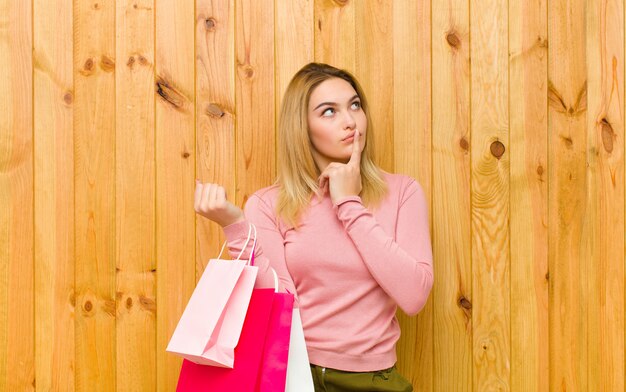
[73,0,77,389]
[152,0,157,388]
[506,0,510,390]
[429,0,435,389]
[468,0,474,388]
[31,0,36,387]
[546,1,551,389]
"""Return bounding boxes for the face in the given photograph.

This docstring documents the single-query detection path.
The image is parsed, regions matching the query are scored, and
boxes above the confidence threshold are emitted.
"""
[307,77,367,170]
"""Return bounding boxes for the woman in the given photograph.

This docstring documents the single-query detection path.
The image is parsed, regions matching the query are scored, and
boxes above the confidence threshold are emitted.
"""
[194,63,433,392]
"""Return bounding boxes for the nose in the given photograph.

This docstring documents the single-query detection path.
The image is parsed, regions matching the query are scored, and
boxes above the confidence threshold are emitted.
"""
[342,110,356,130]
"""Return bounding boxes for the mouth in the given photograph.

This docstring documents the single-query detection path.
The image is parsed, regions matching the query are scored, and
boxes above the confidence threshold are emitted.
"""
[342,131,356,141]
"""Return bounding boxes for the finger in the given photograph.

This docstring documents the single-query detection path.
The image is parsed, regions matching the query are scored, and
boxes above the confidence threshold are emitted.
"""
[201,183,213,209]
[194,180,203,211]
[216,186,226,205]
[349,129,362,167]
[208,183,218,205]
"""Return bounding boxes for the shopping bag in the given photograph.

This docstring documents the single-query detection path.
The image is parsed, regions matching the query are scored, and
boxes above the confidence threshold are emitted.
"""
[285,308,314,391]
[176,269,295,392]
[167,224,258,367]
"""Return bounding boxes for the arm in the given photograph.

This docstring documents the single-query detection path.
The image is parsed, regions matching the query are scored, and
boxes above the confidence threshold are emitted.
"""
[221,194,298,301]
[333,180,434,315]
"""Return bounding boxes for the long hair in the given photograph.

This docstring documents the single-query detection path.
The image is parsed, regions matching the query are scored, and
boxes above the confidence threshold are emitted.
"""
[275,62,388,229]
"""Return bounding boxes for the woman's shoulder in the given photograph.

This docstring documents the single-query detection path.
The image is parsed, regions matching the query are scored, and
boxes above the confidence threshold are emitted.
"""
[248,183,281,207]
[380,170,420,191]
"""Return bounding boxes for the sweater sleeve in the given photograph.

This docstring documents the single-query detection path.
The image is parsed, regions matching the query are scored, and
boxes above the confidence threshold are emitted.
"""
[332,180,434,315]
[221,194,298,302]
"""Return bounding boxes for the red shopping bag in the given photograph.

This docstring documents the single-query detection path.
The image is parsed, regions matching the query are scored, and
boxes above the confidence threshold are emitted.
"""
[177,271,295,392]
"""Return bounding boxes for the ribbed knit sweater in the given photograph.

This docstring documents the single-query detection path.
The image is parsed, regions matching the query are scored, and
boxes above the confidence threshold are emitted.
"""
[222,171,433,372]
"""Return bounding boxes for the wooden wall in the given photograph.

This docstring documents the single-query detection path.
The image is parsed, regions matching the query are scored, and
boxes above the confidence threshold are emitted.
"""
[0,0,624,391]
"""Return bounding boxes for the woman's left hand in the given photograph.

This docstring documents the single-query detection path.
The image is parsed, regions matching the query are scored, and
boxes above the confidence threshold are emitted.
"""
[317,129,363,205]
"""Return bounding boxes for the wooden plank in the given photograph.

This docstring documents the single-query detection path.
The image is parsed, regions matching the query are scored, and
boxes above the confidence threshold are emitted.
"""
[355,0,393,172]
[195,0,236,273]
[275,0,313,108]
[235,0,275,205]
[392,0,432,390]
[0,0,34,390]
[508,0,549,391]
[547,0,588,390]
[115,0,156,390]
[470,0,511,389]
[314,0,356,73]
[74,0,117,390]
[33,0,74,390]
[548,0,589,391]
[431,0,472,390]
[585,0,625,390]
[155,0,196,389]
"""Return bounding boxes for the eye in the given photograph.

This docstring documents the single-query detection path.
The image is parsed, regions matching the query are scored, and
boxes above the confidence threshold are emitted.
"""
[351,101,361,110]
[322,108,335,117]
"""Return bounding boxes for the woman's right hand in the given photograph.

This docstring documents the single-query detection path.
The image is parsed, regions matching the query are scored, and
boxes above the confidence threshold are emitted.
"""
[194,180,245,227]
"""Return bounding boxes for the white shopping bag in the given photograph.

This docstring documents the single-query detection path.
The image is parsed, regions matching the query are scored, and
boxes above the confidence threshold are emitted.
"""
[285,308,315,391]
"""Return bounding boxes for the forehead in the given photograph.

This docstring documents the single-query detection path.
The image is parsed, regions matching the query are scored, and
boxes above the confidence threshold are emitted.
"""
[308,77,358,108]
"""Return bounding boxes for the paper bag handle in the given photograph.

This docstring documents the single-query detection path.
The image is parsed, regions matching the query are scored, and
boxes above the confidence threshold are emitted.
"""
[217,223,257,266]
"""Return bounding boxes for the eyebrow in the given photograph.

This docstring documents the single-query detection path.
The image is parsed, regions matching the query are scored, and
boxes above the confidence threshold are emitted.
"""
[313,94,360,111]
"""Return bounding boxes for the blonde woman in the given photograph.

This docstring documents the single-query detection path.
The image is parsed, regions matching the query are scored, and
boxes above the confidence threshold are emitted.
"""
[194,63,433,392]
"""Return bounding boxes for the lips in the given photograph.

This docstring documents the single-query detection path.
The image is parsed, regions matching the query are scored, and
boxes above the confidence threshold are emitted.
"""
[342,131,356,141]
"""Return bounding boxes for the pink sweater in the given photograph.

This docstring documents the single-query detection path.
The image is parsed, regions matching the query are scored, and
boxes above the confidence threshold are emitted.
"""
[222,172,433,372]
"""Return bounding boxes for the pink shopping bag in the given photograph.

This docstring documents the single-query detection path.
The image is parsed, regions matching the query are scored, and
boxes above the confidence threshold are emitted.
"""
[177,270,295,392]
[167,224,258,367]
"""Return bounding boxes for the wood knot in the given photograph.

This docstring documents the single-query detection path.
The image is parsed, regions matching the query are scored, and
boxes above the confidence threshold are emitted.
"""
[181,151,190,159]
[63,91,73,105]
[241,65,254,79]
[536,165,544,176]
[83,58,94,72]
[138,55,149,66]
[127,56,136,67]
[600,118,614,153]
[205,18,216,31]
[139,295,156,312]
[93,3,99,9]
[331,0,349,6]
[156,76,185,109]
[490,140,505,159]
[446,31,461,49]
[459,137,469,151]
[458,296,472,310]
[537,35,548,48]
[83,300,93,312]
[126,297,133,309]
[206,103,225,118]
[100,55,115,72]
[545,271,549,281]
[133,3,138,8]
[560,135,573,148]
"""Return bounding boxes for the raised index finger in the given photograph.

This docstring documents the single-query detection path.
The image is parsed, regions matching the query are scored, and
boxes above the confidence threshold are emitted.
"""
[348,129,362,167]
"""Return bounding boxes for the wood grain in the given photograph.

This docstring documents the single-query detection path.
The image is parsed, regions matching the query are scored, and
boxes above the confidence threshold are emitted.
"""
[74,0,117,390]
[275,0,314,108]
[509,0,549,391]
[548,0,588,390]
[235,0,276,206]
[393,0,433,390]
[470,0,511,389]
[34,0,75,389]
[355,0,394,172]
[0,0,34,390]
[585,0,625,389]
[432,0,472,390]
[196,0,236,272]
[155,0,195,390]
[314,0,356,73]
[115,0,157,390]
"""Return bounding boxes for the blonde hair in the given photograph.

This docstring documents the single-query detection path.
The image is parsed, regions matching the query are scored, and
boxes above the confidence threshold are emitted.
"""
[275,63,388,229]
